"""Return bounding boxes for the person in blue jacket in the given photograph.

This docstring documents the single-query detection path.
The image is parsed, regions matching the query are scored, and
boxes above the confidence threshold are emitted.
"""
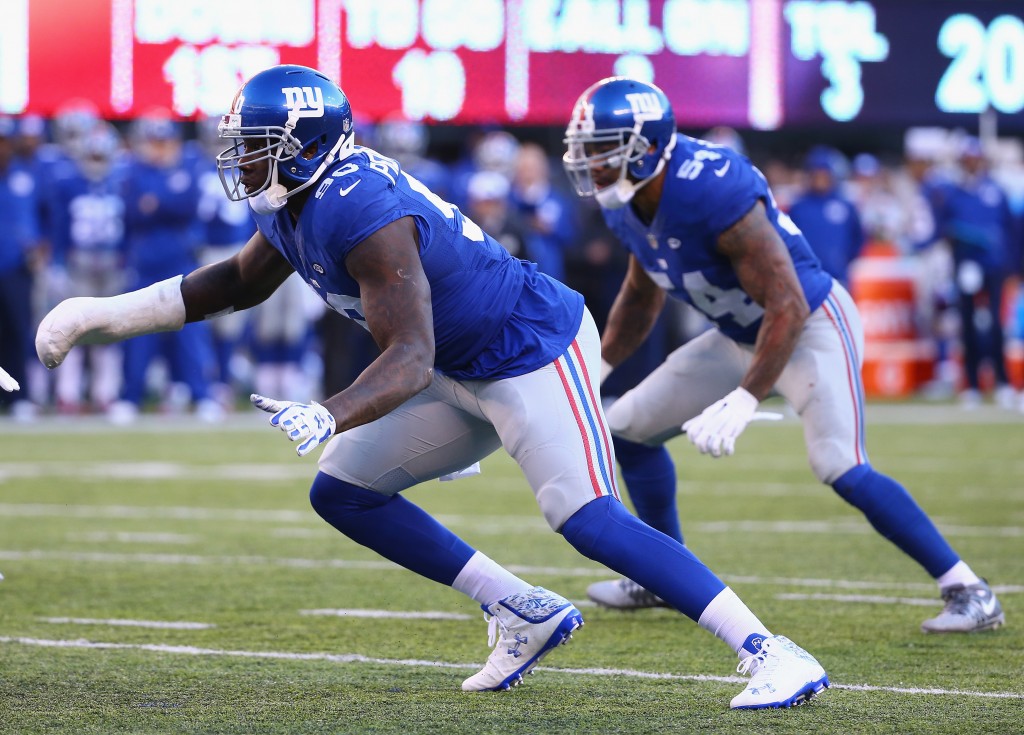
[932,137,1019,409]
[0,116,43,417]
[110,112,218,423]
[788,146,864,288]
[47,122,128,413]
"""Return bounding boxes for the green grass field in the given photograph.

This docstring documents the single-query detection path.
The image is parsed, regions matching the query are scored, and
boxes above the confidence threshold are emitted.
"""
[1,404,1021,734]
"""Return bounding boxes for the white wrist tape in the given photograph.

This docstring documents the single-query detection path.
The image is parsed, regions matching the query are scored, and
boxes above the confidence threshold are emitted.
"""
[36,275,186,369]
[599,358,614,385]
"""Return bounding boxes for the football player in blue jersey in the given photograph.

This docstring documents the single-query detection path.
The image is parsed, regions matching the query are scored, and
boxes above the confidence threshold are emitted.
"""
[47,122,128,414]
[37,65,830,709]
[563,76,1004,635]
[0,115,42,417]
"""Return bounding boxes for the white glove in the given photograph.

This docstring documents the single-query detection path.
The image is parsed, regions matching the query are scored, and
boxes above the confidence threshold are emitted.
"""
[599,358,613,385]
[251,394,337,457]
[682,387,779,458]
[0,366,19,392]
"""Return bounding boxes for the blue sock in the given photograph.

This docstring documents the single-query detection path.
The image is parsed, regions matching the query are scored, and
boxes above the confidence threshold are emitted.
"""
[560,496,725,621]
[614,437,683,544]
[309,472,475,586]
[832,464,960,578]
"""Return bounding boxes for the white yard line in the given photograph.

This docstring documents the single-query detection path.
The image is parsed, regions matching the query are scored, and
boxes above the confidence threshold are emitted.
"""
[775,593,941,607]
[2,502,1021,539]
[39,617,214,630]
[1,636,1020,700]
[67,531,197,545]
[299,609,472,620]
[0,463,299,482]
[1,549,1021,594]
[0,503,310,523]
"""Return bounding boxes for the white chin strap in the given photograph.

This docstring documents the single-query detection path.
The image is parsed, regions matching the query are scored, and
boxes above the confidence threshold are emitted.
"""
[595,154,668,210]
[595,178,637,210]
[249,181,288,215]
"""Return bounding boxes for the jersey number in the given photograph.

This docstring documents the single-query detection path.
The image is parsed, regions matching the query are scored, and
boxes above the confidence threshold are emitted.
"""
[402,171,484,242]
[683,271,763,327]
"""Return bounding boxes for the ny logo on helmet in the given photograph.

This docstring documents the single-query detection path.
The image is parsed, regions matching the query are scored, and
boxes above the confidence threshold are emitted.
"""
[281,86,325,118]
[624,92,664,121]
[569,100,596,134]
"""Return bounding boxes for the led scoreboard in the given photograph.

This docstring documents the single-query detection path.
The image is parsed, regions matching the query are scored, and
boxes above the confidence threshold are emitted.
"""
[1,0,1022,129]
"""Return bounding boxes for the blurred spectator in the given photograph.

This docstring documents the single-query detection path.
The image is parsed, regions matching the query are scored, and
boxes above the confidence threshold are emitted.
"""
[0,116,44,419]
[758,157,802,212]
[931,136,1018,409]
[846,153,905,252]
[891,134,961,398]
[449,129,520,211]
[376,116,451,198]
[190,115,257,408]
[47,122,128,414]
[14,113,77,232]
[465,170,529,258]
[703,125,746,156]
[248,273,325,402]
[788,146,864,287]
[51,99,103,161]
[510,142,577,283]
[110,111,219,424]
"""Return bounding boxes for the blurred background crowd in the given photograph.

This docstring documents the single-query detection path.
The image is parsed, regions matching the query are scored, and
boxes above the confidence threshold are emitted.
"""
[1,101,1023,423]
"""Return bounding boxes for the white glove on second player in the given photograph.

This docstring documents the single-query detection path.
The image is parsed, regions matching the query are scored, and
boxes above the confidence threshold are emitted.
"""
[0,365,19,392]
[251,394,337,457]
[682,387,776,458]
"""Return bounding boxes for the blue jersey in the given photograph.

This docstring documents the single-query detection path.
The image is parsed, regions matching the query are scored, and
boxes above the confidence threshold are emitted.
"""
[185,140,256,249]
[197,166,255,247]
[48,165,127,267]
[788,189,864,287]
[602,135,832,344]
[932,175,1015,273]
[122,156,202,279]
[252,146,583,380]
[0,162,40,274]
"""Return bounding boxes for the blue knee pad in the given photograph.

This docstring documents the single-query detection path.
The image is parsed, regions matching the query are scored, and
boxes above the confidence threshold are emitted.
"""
[309,472,475,586]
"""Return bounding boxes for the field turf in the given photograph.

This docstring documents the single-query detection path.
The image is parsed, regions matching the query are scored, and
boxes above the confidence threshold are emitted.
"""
[1,403,1021,734]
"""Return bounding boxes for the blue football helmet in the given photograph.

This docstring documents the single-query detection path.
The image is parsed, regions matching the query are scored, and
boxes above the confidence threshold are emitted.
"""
[217,64,355,206]
[563,77,676,208]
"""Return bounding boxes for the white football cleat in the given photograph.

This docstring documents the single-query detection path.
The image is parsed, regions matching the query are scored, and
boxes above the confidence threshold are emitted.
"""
[730,635,829,710]
[586,577,670,610]
[921,580,1005,633]
[461,586,584,692]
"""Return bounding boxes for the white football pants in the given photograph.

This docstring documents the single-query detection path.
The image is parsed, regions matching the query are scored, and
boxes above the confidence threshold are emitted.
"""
[317,307,620,530]
[606,280,868,484]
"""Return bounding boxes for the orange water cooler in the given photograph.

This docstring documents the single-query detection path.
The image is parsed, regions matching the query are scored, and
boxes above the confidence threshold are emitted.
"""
[849,251,935,398]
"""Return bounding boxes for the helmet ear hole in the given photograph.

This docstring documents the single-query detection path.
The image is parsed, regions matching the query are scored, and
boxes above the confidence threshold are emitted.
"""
[301,140,320,161]
[632,136,650,159]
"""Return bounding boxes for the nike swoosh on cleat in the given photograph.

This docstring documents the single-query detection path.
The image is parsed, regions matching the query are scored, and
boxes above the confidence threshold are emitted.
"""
[979,594,999,617]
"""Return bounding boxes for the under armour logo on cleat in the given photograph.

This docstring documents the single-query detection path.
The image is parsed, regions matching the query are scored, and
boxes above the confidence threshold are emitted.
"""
[507,633,528,657]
